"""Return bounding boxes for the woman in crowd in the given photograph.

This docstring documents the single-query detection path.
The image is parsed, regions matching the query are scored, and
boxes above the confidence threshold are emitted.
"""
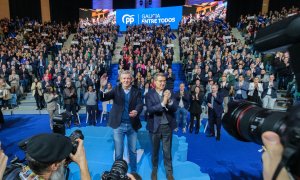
[0,78,11,110]
[189,86,204,134]
[44,86,59,130]
[31,77,43,110]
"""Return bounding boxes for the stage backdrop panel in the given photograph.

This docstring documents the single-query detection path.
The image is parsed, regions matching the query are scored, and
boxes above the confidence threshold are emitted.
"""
[116,6,182,31]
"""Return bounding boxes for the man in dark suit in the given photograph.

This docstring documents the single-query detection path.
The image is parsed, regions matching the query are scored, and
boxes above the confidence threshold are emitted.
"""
[99,70,143,173]
[261,74,278,109]
[219,75,231,113]
[234,75,249,100]
[207,84,224,141]
[145,73,177,180]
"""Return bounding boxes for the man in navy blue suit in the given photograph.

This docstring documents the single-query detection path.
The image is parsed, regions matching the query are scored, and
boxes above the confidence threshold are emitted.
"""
[145,73,178,180]
[99,70,143,173]
[206,84,224,141]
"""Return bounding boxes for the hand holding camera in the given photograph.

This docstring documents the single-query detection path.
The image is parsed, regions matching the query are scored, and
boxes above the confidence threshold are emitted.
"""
[0,150,8,179]
[69,139,88,170]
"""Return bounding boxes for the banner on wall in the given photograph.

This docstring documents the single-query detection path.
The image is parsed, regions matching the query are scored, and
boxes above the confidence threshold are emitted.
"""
[116,6,183,31]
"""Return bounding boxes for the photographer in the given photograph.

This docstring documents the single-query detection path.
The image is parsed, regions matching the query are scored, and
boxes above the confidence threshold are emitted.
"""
[20,133,90,180]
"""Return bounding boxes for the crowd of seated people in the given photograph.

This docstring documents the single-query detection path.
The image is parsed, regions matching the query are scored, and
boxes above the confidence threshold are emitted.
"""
[117,24,177,97]
[175,10,299,134]
[237,6,299,44]
[0,18,74,110]
[237,6,299,98]
[0,17,118,127]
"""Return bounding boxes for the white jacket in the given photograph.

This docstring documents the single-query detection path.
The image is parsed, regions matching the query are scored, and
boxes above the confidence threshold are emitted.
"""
[248,82,263,97]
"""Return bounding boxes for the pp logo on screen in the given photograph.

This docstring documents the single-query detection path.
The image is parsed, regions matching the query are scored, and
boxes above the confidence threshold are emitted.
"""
[122,14,135,24]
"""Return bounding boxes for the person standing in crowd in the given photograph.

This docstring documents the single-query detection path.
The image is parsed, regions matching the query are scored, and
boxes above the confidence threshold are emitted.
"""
[8,70,19,95]
[101,82,113,120]
[206,84,223,141]
[84,85,98,126]
[165,67,175,90]
[44,86,59,130]
[262,74,278,109]
[31,77,43,110]
[9,70,19,108]
[189,86,204,134]
[174,83,190,133]
[76,75,87,106]
[19,63,30,93]
[0,78,11,110]
[234,75,249,100]
[54,75,64,108]
[99,71,143,173]
[190,79,204,94]
[218,75,231,113]
[145,73,177,180]
[64,81,79,125]
[248,77,263,105]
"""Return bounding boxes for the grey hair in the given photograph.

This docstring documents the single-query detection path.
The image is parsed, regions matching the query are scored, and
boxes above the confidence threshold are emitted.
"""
[119,70,133,79]
[153,73,166,81]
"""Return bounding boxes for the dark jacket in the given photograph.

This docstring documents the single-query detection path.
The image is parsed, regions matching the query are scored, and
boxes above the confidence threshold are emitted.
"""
[99,85,143,131]
[145,89,178,133]
[174,90,191,110]
[218,82,231,97]
[63,87,77,104]
[189,93,204,114]
[207,92,224,117]
[165,73,175,90]
[261,81,278,99]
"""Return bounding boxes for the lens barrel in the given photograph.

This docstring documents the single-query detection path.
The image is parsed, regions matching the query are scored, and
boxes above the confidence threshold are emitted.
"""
[222,101,286,144]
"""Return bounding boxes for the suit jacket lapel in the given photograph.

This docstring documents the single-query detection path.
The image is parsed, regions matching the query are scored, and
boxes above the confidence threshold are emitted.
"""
[154,91,161,104]
[120,86,125,104]
[129,88,134,107]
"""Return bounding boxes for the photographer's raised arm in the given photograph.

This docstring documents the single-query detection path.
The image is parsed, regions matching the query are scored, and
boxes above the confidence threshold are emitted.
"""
[69,139,91,180]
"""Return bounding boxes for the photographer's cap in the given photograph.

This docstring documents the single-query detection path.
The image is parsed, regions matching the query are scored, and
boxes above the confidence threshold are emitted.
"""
[26,133,73,163]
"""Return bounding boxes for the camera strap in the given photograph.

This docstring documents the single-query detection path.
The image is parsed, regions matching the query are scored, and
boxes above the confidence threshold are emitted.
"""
[272,161,284,180]
[272,144,298,180]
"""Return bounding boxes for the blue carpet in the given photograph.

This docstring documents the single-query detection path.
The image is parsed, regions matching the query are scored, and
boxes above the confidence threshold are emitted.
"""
[0,114,262,180]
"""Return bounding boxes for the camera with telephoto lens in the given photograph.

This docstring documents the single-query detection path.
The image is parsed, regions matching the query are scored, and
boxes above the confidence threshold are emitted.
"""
[222,101,300,177]
[69,129,84,154]
[101,160,130,180]
[221,14,300,179]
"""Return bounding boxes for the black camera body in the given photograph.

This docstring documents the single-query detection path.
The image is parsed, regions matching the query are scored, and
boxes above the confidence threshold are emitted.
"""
[222,101,300,177]
[69,129,84,154]
[101,160,130,180]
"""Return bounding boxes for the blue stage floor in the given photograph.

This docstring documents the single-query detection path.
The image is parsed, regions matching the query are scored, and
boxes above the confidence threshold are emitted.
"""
[0,114,263,180]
